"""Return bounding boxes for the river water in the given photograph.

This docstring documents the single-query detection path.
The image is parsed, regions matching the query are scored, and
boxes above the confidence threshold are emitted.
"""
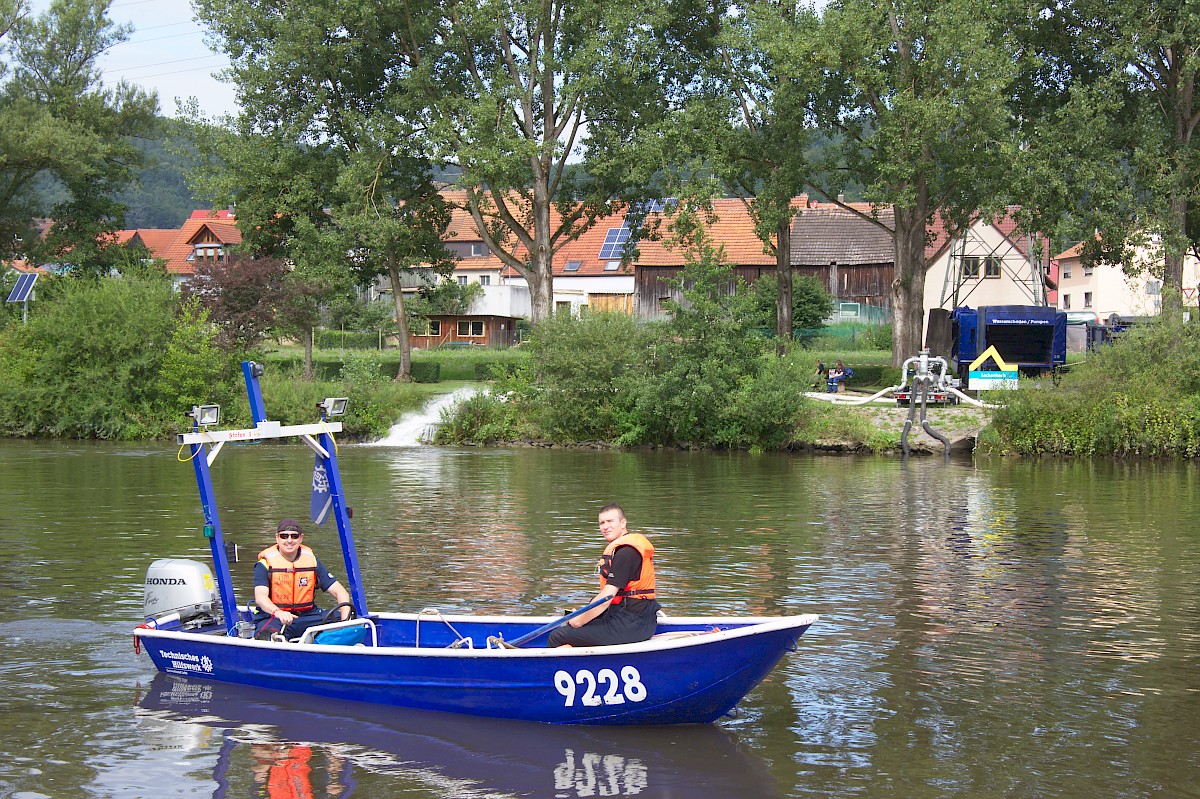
[1,437,1198,798]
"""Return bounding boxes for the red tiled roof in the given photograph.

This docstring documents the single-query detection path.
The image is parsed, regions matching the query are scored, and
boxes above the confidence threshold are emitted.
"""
[156,213,243,275]
[133,229,181,257]
[1054,241,1086,260]
[190,209,234,221]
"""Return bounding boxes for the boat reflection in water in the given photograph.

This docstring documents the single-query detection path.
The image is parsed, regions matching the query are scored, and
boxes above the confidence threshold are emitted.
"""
[136,673,782,798]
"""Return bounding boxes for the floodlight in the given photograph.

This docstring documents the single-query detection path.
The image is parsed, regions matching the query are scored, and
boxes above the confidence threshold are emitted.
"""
[320,397,349,417]
[189,404,220,426]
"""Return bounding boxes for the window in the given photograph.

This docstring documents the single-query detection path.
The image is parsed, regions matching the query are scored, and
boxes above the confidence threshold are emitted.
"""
[604,260,620,271]
[1062,294,1071,310]
[469,242,485,257]
[556,301,572,315]
[479,275,490,286]
[188,244,223,262]
[961,257,980,279]
[1084,292,1093,308]
[1083,265,1093,276]
[457,320,484,337]
[984,257,1001,278]
[564,260,582,272]
[428,320,441,336]
[1063,264,1073,279]
[457,275,468,286]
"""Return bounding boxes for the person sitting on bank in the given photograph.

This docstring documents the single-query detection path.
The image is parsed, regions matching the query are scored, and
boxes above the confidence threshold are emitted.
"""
[254,518,351,640]
[827,361,853,392]
[548,503,660,648]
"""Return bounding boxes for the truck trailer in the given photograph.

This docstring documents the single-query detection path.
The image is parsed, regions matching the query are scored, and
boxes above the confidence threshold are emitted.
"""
[927,305,1067,377]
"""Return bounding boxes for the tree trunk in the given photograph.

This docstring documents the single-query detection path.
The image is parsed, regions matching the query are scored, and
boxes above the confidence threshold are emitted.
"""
[775,216,793,355]
[1162,195,1187,313]
[303,326,314,381]
[388,258,412,382]
[890,206,929,367]
[527,174,555,325]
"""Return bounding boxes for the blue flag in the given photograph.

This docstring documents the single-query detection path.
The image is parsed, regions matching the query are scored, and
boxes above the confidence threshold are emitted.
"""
[311,456,332,525]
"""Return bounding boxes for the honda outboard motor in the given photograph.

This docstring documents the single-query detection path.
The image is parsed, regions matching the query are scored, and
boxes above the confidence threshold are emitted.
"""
[143,558,223,630]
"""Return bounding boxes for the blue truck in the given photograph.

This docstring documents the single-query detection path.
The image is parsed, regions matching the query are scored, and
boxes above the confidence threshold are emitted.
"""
[928,305,1067,377]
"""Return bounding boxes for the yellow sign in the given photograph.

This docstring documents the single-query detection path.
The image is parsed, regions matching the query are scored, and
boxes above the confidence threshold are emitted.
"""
[968,345,1012,372]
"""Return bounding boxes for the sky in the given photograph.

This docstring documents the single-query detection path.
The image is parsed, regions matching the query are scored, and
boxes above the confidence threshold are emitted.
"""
[30,0,238,119]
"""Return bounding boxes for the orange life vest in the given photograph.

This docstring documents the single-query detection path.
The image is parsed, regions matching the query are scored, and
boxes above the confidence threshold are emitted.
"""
[258,545,319,613]
[599,533,656,604]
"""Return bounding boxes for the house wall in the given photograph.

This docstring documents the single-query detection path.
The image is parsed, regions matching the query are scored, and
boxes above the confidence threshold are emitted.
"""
[635,265,772,320]
[409,314,518,348]
[793,263,892,308]
[922,223,1048,340]
[500,274,631,317]
[472,283,531,318]
[1056,250,1200,320]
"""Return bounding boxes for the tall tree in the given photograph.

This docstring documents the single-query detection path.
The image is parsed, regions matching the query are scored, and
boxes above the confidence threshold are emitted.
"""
[184,0,459,381]
[1015,1,1200,310]
[0,0,157,270]
[787,0,1021,365]
[195,0,717,325]
[705,0,820,350]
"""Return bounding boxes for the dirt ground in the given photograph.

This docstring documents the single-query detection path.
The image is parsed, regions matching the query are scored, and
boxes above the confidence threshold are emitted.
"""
[813,393,991,454]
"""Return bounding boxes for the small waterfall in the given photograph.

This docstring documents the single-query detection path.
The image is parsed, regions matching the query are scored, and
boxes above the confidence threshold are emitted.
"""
[367,386,479,447]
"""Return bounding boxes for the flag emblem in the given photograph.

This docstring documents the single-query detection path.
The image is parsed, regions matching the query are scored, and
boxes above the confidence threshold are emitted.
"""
[311,457,332,525]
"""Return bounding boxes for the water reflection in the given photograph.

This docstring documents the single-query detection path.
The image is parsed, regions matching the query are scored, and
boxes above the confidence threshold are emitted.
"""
[137,674,782,799]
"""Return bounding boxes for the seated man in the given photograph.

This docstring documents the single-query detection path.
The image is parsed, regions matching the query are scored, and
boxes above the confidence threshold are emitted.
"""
[548,503,660,648]
[254,518,351,640]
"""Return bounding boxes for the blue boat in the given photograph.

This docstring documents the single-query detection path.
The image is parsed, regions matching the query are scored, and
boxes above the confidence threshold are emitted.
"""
[134,362,818,725]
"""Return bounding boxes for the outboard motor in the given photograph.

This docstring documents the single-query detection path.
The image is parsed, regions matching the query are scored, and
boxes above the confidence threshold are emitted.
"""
[143,558,223,631]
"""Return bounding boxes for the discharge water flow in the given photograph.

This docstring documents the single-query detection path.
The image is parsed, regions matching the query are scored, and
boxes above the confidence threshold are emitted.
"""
[368,386,479,447]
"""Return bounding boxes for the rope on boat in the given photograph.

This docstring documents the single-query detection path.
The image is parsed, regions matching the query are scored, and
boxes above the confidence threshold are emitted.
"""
[486,635,517,650]
[415,607,471,649]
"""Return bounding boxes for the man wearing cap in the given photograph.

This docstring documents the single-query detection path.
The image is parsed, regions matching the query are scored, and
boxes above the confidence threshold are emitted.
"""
[253,518,351,639]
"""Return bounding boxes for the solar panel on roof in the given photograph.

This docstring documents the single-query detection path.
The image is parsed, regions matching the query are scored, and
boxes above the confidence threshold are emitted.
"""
[597,227,631,260]
[6,273,37,303]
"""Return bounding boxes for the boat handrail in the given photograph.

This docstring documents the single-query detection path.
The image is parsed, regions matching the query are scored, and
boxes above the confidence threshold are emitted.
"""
[296,617,378,647]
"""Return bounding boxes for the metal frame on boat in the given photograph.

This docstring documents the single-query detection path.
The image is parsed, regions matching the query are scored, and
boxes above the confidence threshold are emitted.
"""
[134,362,818,725]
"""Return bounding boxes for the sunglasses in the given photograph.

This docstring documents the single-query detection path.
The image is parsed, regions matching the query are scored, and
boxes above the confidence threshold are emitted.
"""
[277,532,302,540]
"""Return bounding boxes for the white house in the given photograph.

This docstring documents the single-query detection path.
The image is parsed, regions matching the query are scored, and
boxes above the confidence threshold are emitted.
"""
[922,213,1052,340]
[1053,238,1200,322]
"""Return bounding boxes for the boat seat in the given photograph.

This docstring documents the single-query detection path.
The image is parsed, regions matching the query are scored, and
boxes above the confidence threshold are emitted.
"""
[296,617,378,647]
[650,627,724,641]
[650,631,705,640]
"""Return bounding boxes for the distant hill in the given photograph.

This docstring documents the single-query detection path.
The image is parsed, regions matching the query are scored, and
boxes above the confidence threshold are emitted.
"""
[118,119,209,230]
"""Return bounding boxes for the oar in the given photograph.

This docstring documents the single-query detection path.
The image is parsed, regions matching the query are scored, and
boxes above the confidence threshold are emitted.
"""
[506,595,612,648]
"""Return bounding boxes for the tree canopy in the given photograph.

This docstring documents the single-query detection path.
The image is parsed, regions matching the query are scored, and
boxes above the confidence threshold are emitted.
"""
[0,0,157,271]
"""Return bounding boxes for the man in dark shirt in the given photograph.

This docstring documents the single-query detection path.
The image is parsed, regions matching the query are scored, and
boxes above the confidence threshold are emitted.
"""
[547,503,660,647]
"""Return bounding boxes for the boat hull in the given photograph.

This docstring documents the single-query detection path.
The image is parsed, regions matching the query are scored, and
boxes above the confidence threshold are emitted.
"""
[136,612,817,725]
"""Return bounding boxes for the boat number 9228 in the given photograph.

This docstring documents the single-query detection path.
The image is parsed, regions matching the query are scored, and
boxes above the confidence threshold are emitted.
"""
[554,666,647,707]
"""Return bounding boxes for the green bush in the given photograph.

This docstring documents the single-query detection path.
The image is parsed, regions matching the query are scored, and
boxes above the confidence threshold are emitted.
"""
[264,351,440,382]
[439,235,820,450]
[843,365,902,389]
[719,352,808,450]
[987,315,1200,456]
[432,390,527,444]
[410,361,441,383]
[316,329,387,349]
[0,274,179,438]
